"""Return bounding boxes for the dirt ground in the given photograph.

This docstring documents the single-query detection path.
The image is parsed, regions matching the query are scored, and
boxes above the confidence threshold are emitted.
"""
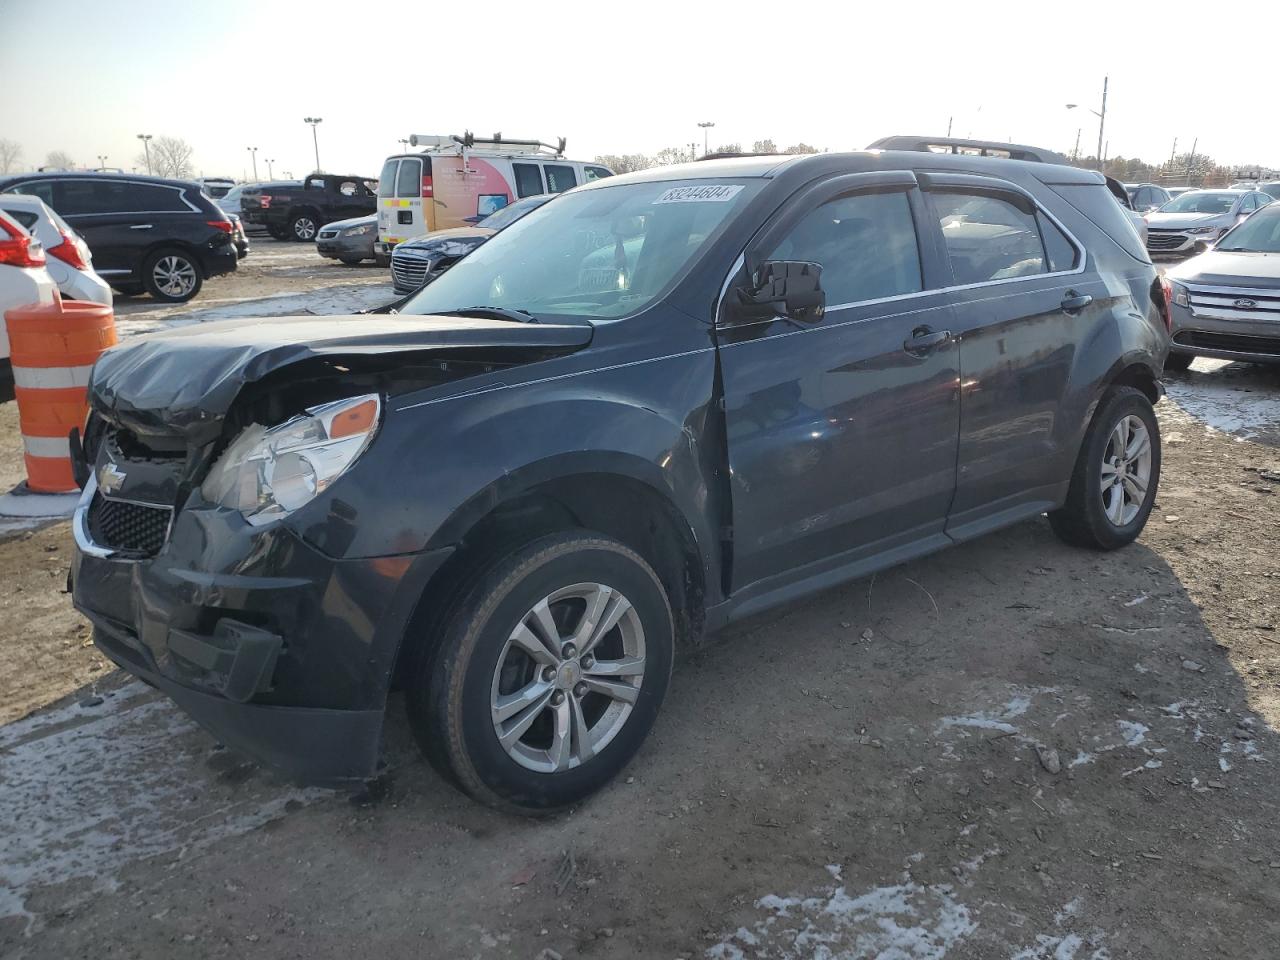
[1,250,1278,957]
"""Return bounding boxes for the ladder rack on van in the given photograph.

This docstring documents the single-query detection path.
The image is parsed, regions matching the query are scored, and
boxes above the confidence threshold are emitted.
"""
[408,132,567,158]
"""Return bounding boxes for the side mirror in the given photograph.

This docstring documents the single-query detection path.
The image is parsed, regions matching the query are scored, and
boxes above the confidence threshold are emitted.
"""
[734,260,825,323]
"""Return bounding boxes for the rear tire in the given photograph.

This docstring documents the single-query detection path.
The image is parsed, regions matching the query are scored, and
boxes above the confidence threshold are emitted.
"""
[1163,352,1193,372]
[1049,386,1160,550]
[339,256,363,266]
[110,282,144,297]
[267,225,290,241]
[374,253,392,268]
[142,248,202,302]
[290,212,319,242]
[406,532,674,814]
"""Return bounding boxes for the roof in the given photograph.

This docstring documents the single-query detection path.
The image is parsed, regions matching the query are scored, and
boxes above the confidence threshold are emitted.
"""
[0,170,199,188]
[866,135,1070,165]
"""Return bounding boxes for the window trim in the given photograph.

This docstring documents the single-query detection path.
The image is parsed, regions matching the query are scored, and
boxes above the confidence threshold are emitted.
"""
[25,177,201,217]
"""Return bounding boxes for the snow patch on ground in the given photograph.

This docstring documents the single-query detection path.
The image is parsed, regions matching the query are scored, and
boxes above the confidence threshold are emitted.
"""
[706,864,977,960]
[0,683,327,932]
[1163,359,1280,445]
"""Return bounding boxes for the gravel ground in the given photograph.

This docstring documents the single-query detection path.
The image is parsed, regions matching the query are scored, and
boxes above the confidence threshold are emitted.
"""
[0,249,1277,957]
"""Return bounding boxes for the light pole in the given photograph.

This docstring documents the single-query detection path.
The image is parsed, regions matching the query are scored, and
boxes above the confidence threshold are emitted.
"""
[398,138,409,151]
[136,134,153,174]
[697,121,715,156]
[96,154,107,170]
[1066,74,1107,171]
[246,146,258,180]
[304,117,323,172]
[265,158,275,179]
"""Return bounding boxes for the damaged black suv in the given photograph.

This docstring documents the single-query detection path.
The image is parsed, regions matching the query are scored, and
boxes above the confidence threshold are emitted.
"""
[72,149,1171,811]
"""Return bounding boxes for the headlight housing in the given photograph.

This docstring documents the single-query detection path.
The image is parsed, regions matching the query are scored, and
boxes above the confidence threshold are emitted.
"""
[1169,281,1190,308]
[1188,225,1219,235]
[344,224,375,237]
[201,393,381,526]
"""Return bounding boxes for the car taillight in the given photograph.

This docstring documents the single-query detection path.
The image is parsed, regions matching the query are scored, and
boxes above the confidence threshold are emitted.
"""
[207,220,234,234]
[0,218,45,267]
[1157,277,1174,334]
[47,230,90,270]
[260,195,272,208]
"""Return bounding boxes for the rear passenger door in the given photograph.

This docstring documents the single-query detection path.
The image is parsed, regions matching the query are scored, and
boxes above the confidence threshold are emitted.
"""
[919,173,1097,537]
[717,172,960,591]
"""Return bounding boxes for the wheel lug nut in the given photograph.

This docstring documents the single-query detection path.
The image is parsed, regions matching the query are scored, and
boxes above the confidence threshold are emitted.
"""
[574,682,588,698]
[581,654,595,669]
[561,643,577,660]
[542,666,556,682]
[550,691,566,706]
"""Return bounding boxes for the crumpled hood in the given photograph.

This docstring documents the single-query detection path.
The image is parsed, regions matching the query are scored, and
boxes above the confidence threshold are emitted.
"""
[1168,250,1280,289]
[89,314,593,444]
[1145,211,1230,230]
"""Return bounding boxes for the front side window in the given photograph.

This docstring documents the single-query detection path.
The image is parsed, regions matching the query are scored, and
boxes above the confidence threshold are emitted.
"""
[931,191,1048,284]
[1240,194,1257,213]
[513,163,543,198]
[401,177,764,322]
[544,164,577,193]
[395,159,420,198]
[378,159,399,197]
[767,190,922,305]
[584,165,613,182]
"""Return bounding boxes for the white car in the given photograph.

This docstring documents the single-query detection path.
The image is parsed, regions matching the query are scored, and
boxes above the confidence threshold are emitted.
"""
[0,194,111,305]
[0,210,58,397]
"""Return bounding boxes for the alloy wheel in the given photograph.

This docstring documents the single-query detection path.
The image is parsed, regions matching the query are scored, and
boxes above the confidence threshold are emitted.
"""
[490,582,646,773]
[1100,414,1152,526]
[152,256,197,298]
[294,217,316,240]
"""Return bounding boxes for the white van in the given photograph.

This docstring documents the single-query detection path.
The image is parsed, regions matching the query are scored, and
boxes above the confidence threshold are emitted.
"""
[375,133,611,259]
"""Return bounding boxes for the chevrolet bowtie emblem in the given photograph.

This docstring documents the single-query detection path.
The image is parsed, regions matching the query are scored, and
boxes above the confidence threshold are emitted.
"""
[1234,298,1258,309]
[98,461,127,495]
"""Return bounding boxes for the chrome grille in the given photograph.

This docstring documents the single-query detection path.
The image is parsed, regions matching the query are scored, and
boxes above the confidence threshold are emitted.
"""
[87,494,171,557]
[391,250,434,291]
[1185,284,1280,322]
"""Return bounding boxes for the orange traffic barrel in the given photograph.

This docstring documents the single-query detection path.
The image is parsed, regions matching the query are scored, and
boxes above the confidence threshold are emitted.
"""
[7,299,116,492]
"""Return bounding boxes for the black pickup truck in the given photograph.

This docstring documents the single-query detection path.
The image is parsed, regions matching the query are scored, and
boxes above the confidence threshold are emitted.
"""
[239,173,377,242]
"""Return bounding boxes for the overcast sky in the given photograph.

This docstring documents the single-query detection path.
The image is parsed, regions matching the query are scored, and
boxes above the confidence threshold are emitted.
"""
[0,0,1270,179]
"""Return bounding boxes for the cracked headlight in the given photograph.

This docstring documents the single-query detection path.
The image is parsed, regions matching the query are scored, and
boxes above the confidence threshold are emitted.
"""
[201,394,381,525]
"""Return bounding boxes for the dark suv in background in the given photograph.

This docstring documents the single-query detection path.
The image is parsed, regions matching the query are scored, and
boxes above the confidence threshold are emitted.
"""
[72,144,1170,812]
[0,172,238,302]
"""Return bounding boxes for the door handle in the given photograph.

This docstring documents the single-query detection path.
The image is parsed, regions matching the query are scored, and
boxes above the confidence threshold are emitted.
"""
[1060,291,1093,313]
[129,224,154,230]
[903,327,951,356]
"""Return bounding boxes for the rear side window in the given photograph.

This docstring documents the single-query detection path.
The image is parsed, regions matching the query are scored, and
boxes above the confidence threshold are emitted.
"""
[395,158,421,198]
[1037,213,1079,272]
[768,190,923,305]
[1240,194,1257,213]
[1049,183,1149,263]
[4,209,39,230]
[378,159,398,196]
[930,191,1046,284]
[10,180,55,205]
[544,164,577,193]
[584,165,613,182]
[513,163,543,198]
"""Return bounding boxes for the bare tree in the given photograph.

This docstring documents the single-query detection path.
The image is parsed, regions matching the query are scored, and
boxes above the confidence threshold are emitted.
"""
[149,136,195,179]
[752,139,777,154]
[0,139,22,174]
[593,154,653,174]
[653,146,692,166]
[710,143,742,156]
[44,150,75,170]
[783,143,818,155]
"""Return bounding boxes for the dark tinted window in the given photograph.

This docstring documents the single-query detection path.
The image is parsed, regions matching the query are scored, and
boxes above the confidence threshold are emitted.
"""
[56,180,188,215]
[9,180,55,205]
[1049,183,1149,263]
[931,191,1046,284]
[769,190,922,305]
[513,163,543,198]
[395,158,421,198]
[584,165,613,182]
[544,164,577,193]
[1037,212,1079,272]
[4,209,39,230]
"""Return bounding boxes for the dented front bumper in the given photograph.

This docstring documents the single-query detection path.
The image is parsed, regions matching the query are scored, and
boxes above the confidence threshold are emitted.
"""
[71,478,454,784]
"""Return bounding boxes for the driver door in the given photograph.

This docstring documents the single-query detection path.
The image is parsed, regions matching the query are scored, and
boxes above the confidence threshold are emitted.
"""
[715,172,960,594]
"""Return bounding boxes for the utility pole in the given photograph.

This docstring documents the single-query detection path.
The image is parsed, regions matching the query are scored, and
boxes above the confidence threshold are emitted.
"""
[1095,75,1108,172]
[1072,128,1081,163]
[697,121,715,156]
[136,134,153,175]
[1186,137,1198,181]
[1167,138,1177,175]
[304,117,323,172]
[247,146,258,179]
[947,116,953,137]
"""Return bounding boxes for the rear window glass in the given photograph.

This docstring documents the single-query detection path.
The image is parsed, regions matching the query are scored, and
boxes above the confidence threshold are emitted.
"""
[395,158,421,198]
[378,161,398,196]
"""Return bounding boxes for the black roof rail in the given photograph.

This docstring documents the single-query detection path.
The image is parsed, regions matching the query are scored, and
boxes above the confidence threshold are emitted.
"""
[695,151,783,162]
[867,135,1069,165]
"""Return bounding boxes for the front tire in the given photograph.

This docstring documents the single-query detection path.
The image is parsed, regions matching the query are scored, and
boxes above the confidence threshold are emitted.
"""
[1163,352,1193,372]
[267,225,290,241]
[407,532,674,813]
[1049,386,1161,550]
[142,249,202,302]
[339,256,363,266]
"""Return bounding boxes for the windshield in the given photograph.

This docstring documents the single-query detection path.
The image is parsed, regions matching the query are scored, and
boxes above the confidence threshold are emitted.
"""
[1215,207,1280,252]
[1158,192,1238,214]
[400,177,764,322]
[478,195,550,231]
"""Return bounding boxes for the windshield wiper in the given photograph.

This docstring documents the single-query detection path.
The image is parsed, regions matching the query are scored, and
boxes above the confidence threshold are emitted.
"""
[442,305,540,324]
